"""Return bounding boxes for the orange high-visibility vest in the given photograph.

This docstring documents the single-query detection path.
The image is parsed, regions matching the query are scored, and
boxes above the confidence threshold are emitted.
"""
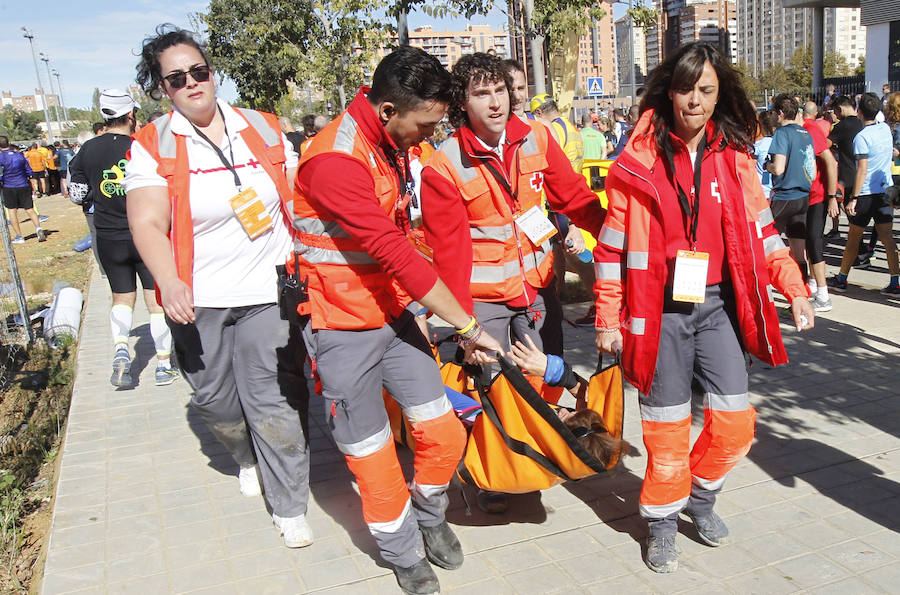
[428,121,555,303]
[131,107,293,291]
[292,110,403,330]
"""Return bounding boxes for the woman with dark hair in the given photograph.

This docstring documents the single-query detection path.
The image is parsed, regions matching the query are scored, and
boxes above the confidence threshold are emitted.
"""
[124,24,313,549]
[592,42,814,573]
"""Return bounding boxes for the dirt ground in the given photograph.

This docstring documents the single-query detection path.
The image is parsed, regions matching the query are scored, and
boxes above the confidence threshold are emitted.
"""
[2,191,92,594]
[6,193,93,295]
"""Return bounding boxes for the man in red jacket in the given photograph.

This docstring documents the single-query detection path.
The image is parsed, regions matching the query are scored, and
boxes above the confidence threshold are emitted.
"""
[293,47,501,595]
[421,53,606,513]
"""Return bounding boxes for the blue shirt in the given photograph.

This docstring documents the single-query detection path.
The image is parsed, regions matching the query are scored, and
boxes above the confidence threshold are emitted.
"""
[768,123,815,201]
[754,136,773,197]
[57,147,75,171]
[853,122,895,196]
[0,149,33,188]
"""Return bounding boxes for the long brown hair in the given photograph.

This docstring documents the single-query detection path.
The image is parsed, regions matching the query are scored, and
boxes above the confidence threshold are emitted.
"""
[639,42,756,156]
[562,409,629,468]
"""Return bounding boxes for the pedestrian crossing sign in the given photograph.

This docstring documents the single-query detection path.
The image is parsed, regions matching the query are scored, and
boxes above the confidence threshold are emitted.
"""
[587,77,604,96]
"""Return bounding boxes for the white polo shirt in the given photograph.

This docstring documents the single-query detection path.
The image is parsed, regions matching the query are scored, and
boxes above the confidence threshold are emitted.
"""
[124,99,298,308]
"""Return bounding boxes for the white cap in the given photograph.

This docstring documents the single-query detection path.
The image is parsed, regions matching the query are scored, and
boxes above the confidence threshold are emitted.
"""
[99,89,138,120]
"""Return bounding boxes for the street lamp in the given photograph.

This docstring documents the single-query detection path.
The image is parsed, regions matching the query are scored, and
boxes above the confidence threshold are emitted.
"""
[40,52,64,137]
[21,27,55,143]
[52,69,69,123]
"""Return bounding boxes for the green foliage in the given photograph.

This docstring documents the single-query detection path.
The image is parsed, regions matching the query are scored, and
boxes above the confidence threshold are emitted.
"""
[392,0,491,20]
[531,0,607,49]
[855,56,865,77]
[199,0,399,111]
[627,4,658,32]
[0,469,25,570]
[0,107,41,141]
[787,45,854,89]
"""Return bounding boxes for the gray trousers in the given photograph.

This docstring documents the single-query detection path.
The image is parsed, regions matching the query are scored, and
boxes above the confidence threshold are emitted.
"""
[170,304,310,517]
[303,310,458,568]
[472,287,564,378]
[640,284,753,538]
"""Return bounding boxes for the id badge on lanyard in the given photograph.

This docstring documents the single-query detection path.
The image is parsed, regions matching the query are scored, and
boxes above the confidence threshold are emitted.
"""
[672,249,709,302]
[669,138,708,303]
[514,205,558,246]
[229,187,273,240]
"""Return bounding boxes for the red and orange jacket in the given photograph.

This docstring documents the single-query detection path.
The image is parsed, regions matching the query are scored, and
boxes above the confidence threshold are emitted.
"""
[131,107,293,291]
[593,110,807,394]
[292,89,438,330]
[422,115,606,313]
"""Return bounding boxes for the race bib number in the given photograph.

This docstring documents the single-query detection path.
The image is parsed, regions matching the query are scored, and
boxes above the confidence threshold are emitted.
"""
[514,206,557,246]
[672,250,709,303]
[228,187,273,240]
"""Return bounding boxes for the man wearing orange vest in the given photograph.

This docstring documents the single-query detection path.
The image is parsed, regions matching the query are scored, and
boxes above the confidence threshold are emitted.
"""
[292,47,501,595]
[421,52,607,514]
[422,53,606,388]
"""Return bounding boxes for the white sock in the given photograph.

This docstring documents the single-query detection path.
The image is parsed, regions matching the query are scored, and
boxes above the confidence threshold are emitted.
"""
[110,304,133,346]
[817,286,829,300]
[149,312,172,362]
[808,279,818,294]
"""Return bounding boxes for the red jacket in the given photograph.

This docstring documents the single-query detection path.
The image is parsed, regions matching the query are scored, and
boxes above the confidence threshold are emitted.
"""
[594,111,807,394]
[422,115,606,313]
[293,89,438,329]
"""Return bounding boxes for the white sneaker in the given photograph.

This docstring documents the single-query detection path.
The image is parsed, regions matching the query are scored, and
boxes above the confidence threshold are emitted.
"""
[238,465,262,497]
[811,295,833,312]
[273,513,313,548]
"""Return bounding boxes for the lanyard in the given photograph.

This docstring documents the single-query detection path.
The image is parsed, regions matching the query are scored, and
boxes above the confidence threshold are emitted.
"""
[481,150,522,214]
[382,146,415,232]
[190,105,242,189]
[664,134,707,248]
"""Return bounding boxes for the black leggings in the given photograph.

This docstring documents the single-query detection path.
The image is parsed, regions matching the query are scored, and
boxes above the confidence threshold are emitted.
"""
[805,201,826,265]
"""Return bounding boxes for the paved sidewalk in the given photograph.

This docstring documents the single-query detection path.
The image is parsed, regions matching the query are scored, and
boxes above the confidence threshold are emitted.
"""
[42,225,900,594]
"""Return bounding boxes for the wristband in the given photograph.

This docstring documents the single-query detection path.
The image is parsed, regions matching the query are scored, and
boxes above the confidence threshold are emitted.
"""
[456,316,478,337]
[458,325,483,347]
[597,327,620,333]
[543,354,565,385]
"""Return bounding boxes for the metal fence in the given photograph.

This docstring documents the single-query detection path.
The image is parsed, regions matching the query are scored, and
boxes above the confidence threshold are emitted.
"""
[0,218,34,392]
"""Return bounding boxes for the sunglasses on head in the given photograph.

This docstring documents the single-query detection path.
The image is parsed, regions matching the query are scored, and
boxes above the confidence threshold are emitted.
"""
[163,65,212,90]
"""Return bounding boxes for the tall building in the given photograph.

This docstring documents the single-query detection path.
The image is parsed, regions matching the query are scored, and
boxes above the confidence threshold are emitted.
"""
[616,15,647,95]
[825,8,865,71]
[384,25,509,69]
[861,0,900,88]
[736,0,863,76]
[1,89,60,112]
[679,0,737,62]
[574,6,618,97]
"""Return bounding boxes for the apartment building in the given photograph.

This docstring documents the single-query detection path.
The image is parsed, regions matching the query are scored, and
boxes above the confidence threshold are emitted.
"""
[388,24,509,69]
[737,0,864,76]
[1,89,59,112]
[616,15,648,94]
[575,6,619,97]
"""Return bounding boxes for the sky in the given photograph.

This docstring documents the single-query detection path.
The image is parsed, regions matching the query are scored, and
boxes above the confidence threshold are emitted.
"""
[0,0,521,111]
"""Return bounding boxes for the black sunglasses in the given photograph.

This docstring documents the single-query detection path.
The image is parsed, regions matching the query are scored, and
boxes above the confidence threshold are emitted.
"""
[163,65,212,90]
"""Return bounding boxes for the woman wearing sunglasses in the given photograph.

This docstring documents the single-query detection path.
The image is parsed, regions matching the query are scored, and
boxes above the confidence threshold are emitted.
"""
[124,24,313,549]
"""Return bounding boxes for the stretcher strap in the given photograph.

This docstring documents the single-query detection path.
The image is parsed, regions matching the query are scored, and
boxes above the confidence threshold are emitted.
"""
[595,352,622,375]
[495,356,608,475]
[466,356,608,480]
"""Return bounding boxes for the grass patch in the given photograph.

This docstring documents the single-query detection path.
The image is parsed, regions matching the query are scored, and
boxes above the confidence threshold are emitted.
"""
[0,339,75,593]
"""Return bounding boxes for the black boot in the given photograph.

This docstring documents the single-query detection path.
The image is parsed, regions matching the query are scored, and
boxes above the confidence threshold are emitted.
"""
[420,520,464,570]
[393,558,440,595]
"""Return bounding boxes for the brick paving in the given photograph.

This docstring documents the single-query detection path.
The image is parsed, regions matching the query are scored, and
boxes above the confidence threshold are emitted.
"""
[42,221,900,594]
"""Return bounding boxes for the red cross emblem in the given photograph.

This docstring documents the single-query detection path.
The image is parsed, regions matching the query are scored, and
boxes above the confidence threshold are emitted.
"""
[530,172,544,193]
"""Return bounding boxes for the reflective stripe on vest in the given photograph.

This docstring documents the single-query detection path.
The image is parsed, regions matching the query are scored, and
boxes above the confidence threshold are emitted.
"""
[471,246,550,284]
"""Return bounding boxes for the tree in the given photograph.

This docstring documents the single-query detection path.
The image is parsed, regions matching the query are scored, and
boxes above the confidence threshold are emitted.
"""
[786,45,855,90]
[200,0,392,112]
[0,106,41,141]
[855,56,866,77]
